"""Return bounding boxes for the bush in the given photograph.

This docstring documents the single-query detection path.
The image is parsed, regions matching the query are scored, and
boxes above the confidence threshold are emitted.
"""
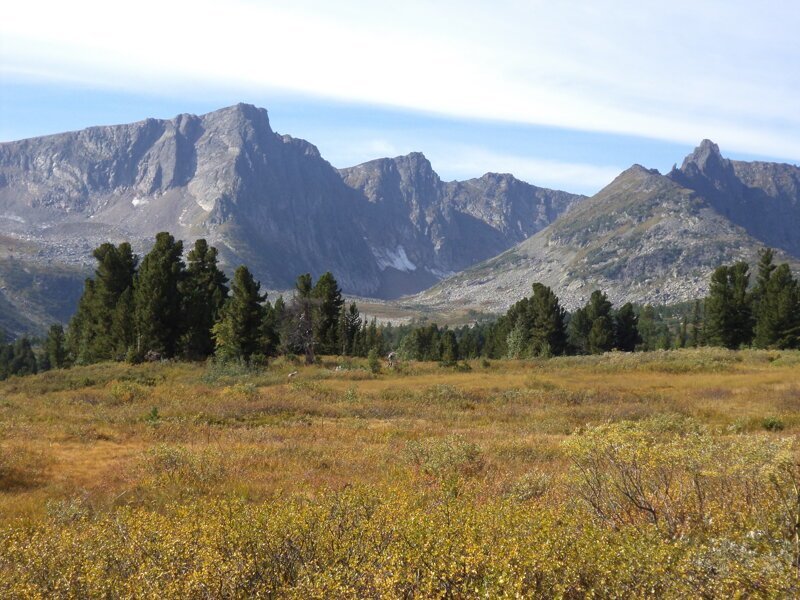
[367,349,381,374]
[405,434,483,493]
[763,416,785,431]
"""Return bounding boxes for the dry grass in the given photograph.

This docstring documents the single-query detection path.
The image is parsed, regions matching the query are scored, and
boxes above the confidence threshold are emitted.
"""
[0,348,797,522]
[2,349,800,595]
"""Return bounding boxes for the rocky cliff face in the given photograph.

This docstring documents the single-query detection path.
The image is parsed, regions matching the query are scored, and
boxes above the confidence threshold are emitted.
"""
[417,143,800,313]
[0,104,580,332]
[340,153,581,296]
[668,139,800,257]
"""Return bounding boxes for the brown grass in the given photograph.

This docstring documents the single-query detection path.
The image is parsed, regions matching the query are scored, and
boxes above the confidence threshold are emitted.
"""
[0,348,799,523]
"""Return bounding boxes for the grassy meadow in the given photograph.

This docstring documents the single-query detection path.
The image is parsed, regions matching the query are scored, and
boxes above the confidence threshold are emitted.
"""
[2,348,800,597]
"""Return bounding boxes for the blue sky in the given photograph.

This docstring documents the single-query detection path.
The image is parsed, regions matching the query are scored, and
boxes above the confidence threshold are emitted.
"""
[2,1,799,195]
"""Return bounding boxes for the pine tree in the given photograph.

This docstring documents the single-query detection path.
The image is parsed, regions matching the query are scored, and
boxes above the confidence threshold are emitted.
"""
[282,274,317,364]
[110,287,134,359]
[690,300,703,347]
[180,239,229,359]
[613,303,640,352]
[704,263,754,349]
[212,266,267,361]
[311,272,344,355]
[440,329,458,365]
[342,303,362,355]
[133,233,184,357]
[588,316,614,354]
[0,343,12,380]
[261,300,281,358]
[529,283,567,357]
[567,307,591,354]
[68,242,137,362]
[753,248,776,313]
[569,291,612,355]
[10,337,37,376]
[45,324,67,369]
[753,263,800,349]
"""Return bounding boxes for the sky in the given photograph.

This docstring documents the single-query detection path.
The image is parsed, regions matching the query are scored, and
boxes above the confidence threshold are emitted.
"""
[1,0,799,195]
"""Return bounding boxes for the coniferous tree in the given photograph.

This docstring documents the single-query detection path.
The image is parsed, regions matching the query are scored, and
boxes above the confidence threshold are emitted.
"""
[261,300,281,358]
[567,307,591,354]
[614,303,640,352]
[68,242,137,362]
[0,343,12,380]
[311,272,344,355]
[753,263,800,349]
[110,287,135,359]
[704,263,754,349]
[529,283,567,357]
[690,300,703,347]
[440,329,458,365]
[180,239,229,359]
[133,233,184,357]
[569,291,612,354]
[588,316,615,354]
[212,266,267,361]
[342,303,362,355]
[752,248,777,314]
[282,274,317,364]
[44,324,67,369]
[10,337,37,376]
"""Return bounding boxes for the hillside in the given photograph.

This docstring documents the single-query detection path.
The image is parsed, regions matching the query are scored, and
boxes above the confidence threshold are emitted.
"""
[416,142,800,312]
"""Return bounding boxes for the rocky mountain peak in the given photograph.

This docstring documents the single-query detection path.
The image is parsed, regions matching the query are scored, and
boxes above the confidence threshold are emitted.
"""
[681,139,723,171]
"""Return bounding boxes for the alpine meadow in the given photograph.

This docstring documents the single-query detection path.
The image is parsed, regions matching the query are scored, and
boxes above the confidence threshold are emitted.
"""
[3,1,800,598]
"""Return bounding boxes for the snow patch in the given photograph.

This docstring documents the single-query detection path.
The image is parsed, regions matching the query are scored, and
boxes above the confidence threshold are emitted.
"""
[132,197,149,207]
[372,246,417,272]
[0,214,25,224]
[426,267,456,279]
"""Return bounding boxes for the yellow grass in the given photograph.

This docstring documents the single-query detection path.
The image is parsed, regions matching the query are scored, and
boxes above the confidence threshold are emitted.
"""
[1,348,800,596]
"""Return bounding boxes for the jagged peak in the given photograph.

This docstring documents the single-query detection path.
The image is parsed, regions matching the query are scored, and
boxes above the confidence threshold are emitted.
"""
[680,139,725,172]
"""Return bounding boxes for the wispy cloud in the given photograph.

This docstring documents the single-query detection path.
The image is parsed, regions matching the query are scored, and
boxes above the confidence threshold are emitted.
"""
[424,146,621,192]
[2,1,799,160]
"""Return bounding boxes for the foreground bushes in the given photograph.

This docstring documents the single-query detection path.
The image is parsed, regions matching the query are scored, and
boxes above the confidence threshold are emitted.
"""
[2,418,799,598]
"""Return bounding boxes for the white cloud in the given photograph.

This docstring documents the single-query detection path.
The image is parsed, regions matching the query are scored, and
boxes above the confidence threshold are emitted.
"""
[424,146,621,193]
[2,1,800,160]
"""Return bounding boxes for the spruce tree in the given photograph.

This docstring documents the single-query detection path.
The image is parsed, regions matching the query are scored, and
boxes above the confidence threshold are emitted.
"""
[45,324,67,369]
[282,274,317,364]
[529,283,567,357]
[690,300,703,347]
[614,303,640,352]
[588,316,615,354]
[133,233,184,357]
[704,263,754,349]
[180,239,229,359]
[212,266,267,361]
[10,337,37,376]
[110,287,134,359]
[567,307,591,354]
[753,263,800,349]
[68,242,137,362]
[311,272,344,355]
[440,329,458,365]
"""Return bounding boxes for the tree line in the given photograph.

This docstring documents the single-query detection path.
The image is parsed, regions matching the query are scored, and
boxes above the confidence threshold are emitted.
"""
[0,239,798,380]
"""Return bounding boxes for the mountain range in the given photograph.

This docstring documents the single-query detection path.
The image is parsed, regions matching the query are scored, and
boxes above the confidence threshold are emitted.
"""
[416,140,800,312]
[1,104,799,334]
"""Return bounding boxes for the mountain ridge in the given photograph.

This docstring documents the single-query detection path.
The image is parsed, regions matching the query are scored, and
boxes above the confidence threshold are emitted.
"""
[0,103,581,333]
[414,142,800,313]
